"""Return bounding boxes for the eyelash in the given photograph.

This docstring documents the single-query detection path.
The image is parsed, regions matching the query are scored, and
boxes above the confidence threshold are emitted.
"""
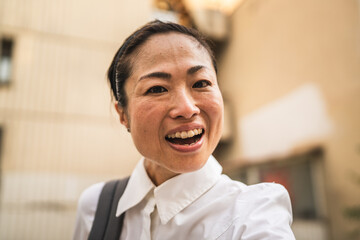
[146,86,168,94]
[193,80,212,88]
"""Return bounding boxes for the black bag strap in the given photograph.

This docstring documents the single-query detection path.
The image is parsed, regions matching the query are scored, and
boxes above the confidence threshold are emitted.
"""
[88,177,130,240]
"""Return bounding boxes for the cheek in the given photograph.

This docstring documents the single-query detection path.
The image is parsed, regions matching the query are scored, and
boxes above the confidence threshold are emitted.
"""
[201,92,224,119]
[129,100,168,135]
[129,100,169,158]
[200,92,224,145]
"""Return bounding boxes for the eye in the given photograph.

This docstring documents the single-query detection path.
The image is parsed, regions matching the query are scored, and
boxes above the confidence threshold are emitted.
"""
[193,80,212,88]
[146,86,168,94]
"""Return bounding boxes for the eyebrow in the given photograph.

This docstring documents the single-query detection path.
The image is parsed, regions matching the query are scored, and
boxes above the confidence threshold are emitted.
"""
[138,65,206,81]
[187,65,205,75]
[139,72,171,81]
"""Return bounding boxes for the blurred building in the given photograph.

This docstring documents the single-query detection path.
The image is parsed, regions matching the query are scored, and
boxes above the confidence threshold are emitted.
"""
[0,0,150,239]
[215,1,360,239]
[0,0,359,240]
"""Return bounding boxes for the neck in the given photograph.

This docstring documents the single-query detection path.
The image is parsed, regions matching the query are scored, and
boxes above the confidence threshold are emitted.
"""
[144,158,179,186]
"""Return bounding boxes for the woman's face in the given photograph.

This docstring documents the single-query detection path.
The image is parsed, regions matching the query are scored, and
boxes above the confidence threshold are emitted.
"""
[117,33,223,184]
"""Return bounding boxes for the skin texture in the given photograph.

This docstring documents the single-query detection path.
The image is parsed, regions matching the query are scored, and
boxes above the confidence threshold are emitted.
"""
[116,33,224,186]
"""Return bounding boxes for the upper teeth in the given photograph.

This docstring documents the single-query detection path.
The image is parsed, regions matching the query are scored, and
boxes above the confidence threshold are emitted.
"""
[167,129,203,139]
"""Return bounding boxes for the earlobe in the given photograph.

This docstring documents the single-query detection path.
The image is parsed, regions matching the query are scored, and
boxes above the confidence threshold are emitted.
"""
[115,103,130,129]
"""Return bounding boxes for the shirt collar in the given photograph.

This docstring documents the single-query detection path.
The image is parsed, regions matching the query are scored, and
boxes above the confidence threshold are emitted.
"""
[115,158,155,217]
[116,156,222,224]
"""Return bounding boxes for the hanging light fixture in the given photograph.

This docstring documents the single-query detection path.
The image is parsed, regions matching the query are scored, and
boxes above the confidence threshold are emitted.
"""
[183,0,244,41]
[184,0,244,15]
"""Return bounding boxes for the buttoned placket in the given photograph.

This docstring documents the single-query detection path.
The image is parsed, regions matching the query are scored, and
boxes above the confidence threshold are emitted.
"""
[140,190,156,240]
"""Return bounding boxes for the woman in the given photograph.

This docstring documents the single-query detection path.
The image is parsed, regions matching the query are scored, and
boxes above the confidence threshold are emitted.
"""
[73,20,295,240]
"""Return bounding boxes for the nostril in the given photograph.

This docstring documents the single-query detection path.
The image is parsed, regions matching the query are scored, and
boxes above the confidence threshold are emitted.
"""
[173,109,199,119]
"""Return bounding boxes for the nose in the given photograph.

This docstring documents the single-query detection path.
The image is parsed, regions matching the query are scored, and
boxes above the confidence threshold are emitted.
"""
[169,89,200,119]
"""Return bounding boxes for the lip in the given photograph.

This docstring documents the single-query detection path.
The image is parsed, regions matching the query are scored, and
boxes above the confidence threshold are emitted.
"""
[166,133,205,153]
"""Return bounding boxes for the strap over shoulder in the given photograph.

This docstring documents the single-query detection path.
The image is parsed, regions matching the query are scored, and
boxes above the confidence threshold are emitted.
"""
[88,177,130,240]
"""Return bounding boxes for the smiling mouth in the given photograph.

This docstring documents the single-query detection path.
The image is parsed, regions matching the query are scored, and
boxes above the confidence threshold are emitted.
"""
[165,128,204,145]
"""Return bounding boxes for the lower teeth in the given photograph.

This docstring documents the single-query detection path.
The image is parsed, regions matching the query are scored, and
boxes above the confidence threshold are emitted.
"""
[183,142,196,146]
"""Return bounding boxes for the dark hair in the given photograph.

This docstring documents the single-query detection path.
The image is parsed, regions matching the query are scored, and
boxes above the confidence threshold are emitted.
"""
[107,20,217,108]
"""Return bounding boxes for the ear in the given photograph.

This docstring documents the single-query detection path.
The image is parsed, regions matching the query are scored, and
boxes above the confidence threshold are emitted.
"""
[115,103,130,129]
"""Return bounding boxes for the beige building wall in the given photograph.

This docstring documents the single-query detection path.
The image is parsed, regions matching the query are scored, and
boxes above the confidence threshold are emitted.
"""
[218,0,360,239]
[0,0,150,239]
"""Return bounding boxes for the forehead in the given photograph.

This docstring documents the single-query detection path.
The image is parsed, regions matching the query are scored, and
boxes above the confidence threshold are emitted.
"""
[129,33,213,71]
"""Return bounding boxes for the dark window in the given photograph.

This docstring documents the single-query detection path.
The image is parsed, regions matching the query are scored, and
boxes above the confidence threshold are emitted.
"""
[0,38,14,84]
[227,148,325,220]
[259,156,318,219]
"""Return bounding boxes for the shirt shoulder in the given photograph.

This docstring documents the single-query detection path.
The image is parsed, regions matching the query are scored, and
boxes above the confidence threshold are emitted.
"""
[214,175,291,206]
[78,182,105,218]
[72,182,105,240]
[239,181,291,204]
[213,177,295,239]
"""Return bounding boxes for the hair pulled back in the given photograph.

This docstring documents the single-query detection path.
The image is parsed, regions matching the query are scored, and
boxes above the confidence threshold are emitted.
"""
[107,20,217,108]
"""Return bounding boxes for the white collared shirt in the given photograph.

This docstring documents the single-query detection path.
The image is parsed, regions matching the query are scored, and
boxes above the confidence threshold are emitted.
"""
[73,156,295,240]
